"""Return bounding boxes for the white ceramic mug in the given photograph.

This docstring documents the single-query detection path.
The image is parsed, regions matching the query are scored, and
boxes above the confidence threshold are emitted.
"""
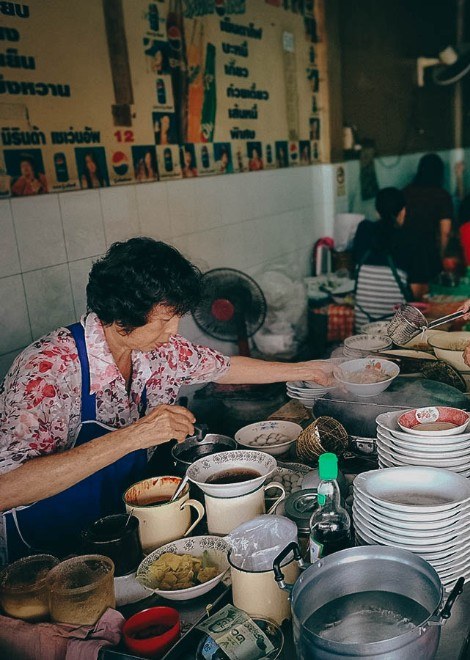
[204,483,285,536]
[123,476,205,553]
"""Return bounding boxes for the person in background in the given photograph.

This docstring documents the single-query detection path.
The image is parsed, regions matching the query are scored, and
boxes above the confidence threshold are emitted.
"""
[11,155,48,196]
[458,195,470,267]
[352,187,429,330]
[0,238,333,562]
[249,148,264,171]
[403,153,454,278]
[81,151,105,189]
[181,148,198,178]
[135,150,158,181]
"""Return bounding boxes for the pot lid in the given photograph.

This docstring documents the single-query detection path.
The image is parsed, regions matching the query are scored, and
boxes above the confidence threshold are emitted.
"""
[284,489,318,533]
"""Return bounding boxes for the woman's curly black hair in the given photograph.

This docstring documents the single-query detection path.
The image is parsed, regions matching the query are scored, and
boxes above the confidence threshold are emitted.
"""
[87,238,201,332]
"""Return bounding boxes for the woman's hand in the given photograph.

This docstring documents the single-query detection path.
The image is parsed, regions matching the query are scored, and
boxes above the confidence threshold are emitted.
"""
[128,404,195,450]
[297,360,335,386]
[458,300,470,320]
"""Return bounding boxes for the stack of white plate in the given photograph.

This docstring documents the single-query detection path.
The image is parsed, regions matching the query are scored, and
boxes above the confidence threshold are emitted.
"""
[343,334,392,358]
[286,380,336,406]
[353,467,470,588]
[376,410,470,477]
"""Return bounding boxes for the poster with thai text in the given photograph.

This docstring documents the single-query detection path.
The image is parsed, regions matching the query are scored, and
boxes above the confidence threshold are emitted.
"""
[0,0,327,197]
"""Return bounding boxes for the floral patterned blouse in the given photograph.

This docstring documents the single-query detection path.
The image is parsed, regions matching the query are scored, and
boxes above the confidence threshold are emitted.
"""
[0,312,230,476]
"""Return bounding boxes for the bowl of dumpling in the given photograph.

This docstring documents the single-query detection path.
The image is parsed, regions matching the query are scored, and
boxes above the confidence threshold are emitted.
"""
[135,536,229,601]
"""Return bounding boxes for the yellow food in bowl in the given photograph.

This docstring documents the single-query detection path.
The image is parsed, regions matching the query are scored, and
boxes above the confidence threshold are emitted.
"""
[146,552,219,591]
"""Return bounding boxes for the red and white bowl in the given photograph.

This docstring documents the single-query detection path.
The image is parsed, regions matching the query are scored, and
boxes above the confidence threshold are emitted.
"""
[398,407,470,437]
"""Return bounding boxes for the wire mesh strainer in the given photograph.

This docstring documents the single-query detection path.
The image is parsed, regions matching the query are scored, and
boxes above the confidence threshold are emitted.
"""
[387,304,466,345]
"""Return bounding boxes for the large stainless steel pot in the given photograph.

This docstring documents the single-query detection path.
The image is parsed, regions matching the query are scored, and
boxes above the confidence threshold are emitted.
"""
[273,543,463,660]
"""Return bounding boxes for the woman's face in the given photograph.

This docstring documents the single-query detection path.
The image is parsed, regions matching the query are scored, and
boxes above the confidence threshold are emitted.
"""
[161,115,170,131]
[85,154,97,174]
[118,304,181,351]
[20,160,34,178]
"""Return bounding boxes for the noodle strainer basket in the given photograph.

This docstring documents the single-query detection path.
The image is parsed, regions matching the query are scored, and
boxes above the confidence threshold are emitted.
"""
[387,304,466,345]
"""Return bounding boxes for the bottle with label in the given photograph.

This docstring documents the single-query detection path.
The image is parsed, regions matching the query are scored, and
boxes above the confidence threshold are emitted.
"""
[156,78,167,104]
[309,453,351,561]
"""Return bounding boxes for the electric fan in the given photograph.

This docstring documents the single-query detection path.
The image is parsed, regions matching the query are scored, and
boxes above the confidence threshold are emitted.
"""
[192,268,267,356]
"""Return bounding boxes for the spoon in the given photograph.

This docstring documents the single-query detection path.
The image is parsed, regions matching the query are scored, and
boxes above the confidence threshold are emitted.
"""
[169,474,189,503]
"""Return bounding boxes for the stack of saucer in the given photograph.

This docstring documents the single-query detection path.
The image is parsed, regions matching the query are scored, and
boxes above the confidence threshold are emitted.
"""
[353,466,470,589]
[376,409,470,477]
[286,380,336,407]
[343,334,392,358]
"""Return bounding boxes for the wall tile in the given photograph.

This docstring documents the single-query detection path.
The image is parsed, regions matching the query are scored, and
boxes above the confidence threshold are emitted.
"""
[23,264,76,340]
[69,257,97,319]
[100,186,140,246]
[0,275,32,353]
[135,181,171,238]
[167,179,198,236]
[12,195,67,271]
[60,190,106,261]
[0,348,23,383]
[0,201,21,278]
[192,177,222,230]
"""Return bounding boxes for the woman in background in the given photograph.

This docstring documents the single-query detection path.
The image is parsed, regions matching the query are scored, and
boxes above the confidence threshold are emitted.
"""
[81,152,105,189]
[11,155,48,196]
[403,153,454,278]
[353,187,429,330]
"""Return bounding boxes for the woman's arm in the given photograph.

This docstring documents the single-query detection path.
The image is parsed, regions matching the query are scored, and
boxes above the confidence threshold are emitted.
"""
[0,405,195,511]
[439,218,452,257]
[215,356,333,386]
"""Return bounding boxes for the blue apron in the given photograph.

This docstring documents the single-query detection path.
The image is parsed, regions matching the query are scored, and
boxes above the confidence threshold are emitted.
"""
[5,322,148,561]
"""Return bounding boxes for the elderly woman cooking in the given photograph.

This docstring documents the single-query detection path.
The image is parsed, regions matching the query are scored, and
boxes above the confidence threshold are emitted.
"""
[0,238,331,562]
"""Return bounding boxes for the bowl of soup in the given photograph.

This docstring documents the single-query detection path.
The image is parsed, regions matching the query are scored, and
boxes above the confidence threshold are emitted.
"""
[186,450,277,497]
[334,358,400,397]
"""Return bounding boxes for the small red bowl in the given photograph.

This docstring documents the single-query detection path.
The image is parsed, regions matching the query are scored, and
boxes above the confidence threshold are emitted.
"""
[398,406,470,436]
[123,606,180,659]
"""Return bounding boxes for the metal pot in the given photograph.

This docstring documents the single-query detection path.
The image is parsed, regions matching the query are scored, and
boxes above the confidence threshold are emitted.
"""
[273,543,463,660]
[171,433,237,476]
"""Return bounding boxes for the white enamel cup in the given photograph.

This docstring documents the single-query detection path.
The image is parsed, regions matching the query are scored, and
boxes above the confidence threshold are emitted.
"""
[204,483,286,535]
[123,476,205,553]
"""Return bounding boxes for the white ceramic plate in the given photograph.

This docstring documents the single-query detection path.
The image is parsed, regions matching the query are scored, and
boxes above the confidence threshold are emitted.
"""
[353,498,470,534]
[353,518,470,557]
[353,467,470,512]
[187,450,277,497]
[234,421,302,457]
[376,435,470,468]
[379,349,437,362]
[352,506,467,546]
[377,428,470,455]
[136,536,229,601]
[354,488,470,521]
[376,411,470,443]
[375,446,470,475]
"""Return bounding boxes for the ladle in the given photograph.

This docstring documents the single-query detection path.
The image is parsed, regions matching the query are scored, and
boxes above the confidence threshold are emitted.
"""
[169,474,189,503]
[387,304,466,345]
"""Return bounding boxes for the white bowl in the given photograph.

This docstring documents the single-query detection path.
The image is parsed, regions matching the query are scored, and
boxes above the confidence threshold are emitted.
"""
[186,450,277,497]
[135,535,229,601]
[234,421,302,456]
[353,466,470,512]
[361,321,391,336]
[343,334,393,353]
[427,331,470,373]
[334,358,400,397]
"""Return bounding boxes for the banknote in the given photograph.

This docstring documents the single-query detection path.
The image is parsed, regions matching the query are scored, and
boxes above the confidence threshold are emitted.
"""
[197,604,275,660]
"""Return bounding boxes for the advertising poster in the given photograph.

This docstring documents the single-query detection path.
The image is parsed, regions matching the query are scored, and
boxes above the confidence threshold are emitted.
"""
[0,0,326,196]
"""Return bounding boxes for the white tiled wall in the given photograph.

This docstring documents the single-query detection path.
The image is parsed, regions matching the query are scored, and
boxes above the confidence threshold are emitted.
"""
[0,165,333,380]
[2,149,465,380]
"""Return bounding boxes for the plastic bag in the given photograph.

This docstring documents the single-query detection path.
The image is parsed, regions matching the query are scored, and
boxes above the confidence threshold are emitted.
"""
[226,515,298,572]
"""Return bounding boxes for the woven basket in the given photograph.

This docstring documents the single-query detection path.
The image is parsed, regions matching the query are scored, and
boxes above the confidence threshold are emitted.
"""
[296,416,349,464]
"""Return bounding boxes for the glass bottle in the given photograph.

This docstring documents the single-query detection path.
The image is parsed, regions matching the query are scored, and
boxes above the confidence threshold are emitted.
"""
[309,453,351,561]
